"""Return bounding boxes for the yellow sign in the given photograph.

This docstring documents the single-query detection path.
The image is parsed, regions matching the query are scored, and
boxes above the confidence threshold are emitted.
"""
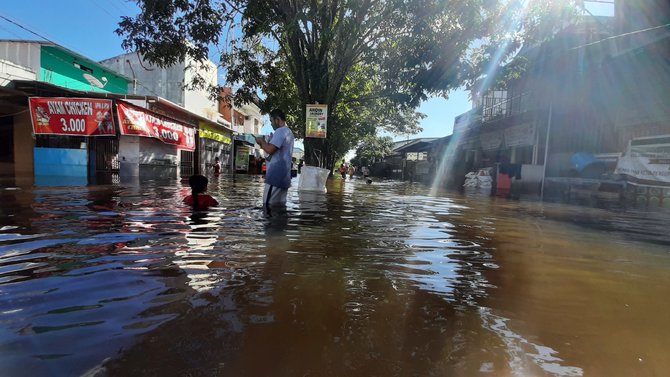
[306,104,327,138]
[199,122,232,144]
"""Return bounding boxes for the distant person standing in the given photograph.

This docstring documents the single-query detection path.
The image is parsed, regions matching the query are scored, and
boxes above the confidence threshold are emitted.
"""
[213,156,221,176]
[339,164,347,180]
[362,166,371,184]
[255,109,294,207]
[348,165,355,179]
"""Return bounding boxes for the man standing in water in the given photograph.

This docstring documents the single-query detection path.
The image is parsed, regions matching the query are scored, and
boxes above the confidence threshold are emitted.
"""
[256,109,295,207]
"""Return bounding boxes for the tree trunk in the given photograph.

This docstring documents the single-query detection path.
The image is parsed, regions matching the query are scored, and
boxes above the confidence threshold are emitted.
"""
[304,138,326,167]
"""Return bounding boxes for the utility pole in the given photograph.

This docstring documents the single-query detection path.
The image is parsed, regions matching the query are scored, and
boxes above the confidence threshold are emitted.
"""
[540,103,553,201]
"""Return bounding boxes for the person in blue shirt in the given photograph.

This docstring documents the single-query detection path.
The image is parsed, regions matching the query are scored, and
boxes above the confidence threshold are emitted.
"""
[255,109,295,207]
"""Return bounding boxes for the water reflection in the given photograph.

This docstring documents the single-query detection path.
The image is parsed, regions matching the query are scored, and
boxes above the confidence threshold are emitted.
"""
[0,176,669,376]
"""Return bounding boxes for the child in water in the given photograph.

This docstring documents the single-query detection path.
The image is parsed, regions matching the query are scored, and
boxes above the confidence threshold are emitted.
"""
[213,156,221,175]
[184,175,218,210]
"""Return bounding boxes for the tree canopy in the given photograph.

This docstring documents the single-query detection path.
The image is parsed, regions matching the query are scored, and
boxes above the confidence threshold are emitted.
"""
[351,134,395,168]
[118,0,579,167]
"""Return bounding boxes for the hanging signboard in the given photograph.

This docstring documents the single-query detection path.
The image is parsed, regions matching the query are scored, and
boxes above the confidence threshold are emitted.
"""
[117,102,195,151]
[615,144,670,185]
[480,130,503,151]
[235,145,250,171]
[305,104,327,138]
[29,97,115,136]
[199,121,232,144]
[504,123,536,147]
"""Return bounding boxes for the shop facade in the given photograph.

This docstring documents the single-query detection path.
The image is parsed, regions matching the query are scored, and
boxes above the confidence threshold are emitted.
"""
[14,92,198,184]
[198,121,232,175]
[28,96,117,185]
[116,101,196,180]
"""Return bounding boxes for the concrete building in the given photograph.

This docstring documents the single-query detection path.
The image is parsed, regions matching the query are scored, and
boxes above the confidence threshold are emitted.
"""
[0,40,131,94]
[0,59,36,86]
[0,41,132,182]
[437,0,670,203]
[0,41,220,183]
[218,87,265,173]
[100,53,232,175]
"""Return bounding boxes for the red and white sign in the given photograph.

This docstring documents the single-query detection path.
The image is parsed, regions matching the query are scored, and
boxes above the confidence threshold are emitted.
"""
[29,97,115,136]
[116,102,195,151]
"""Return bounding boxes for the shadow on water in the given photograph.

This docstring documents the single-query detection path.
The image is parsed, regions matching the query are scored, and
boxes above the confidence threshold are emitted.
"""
[1,175,670,376]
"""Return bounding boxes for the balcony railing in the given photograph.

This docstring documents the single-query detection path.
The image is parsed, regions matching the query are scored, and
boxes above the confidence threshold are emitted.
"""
[482,92,531,124]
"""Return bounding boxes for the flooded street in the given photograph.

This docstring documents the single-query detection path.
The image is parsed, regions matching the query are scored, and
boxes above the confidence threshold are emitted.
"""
[1,175,670,377]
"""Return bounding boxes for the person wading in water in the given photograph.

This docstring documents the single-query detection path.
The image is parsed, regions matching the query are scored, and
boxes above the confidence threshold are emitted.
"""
[183,175,218,210]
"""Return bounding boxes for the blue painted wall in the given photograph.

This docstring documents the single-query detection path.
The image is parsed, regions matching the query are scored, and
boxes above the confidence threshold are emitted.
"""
[34,148,88,178]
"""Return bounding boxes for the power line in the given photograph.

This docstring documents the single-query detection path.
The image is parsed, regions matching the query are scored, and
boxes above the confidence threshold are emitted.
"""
[568,22,670,51]
[114,0,136,13]
[0,13,55,43]
[0,21,24,39]
[103,0,127,15]
[1,8,226,103]
[0,12,163,97]
[91,0,117,18]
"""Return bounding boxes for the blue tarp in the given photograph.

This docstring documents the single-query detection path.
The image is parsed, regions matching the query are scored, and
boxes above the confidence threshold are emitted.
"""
[234,134,257,145]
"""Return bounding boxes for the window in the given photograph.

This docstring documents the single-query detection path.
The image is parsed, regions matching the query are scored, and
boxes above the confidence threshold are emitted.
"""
[73,62,94,74]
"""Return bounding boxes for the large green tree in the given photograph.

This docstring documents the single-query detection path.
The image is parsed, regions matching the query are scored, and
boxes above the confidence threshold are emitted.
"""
[118,0,579,166]
[351,134,395,167]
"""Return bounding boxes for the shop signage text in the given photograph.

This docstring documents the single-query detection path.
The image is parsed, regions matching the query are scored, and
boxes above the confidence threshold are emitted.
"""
[29,97,115,136]
[306,104,327,138]
[117,102,195,151]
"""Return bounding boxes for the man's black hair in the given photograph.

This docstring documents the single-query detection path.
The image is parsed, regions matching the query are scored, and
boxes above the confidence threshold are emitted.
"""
[269,109,286,121]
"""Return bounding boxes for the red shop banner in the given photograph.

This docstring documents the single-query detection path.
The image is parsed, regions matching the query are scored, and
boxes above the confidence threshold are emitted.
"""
[29,97,115,136]
[116,102,195,151]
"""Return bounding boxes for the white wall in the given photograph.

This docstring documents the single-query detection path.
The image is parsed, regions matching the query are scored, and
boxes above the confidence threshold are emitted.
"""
[119,136,179,178]
[184,56,219,121]
[139,137,179,178]
[239,102,263,135]
[0,59,36,86]
[100,53,220,121]
[0,42,42,80]
[100,53,186,105]
[119,136,140,177]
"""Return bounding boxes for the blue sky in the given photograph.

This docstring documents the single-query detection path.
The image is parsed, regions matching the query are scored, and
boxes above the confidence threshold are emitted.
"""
[0,0,614,144]
[0,0,469,146]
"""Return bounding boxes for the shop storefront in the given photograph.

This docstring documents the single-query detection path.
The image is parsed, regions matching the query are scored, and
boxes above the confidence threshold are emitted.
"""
[116,101,196,180]
[28,96,116,185]
[198,121,232,175]
[233,134,257,173]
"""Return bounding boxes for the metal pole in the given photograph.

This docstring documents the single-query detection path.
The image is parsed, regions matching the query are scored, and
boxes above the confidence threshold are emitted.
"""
[540,103,553,200]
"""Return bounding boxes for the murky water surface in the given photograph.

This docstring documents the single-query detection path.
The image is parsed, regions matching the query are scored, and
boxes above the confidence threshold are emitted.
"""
[1,175,670,376]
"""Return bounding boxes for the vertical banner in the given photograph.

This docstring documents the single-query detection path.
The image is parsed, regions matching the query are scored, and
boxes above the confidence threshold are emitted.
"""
[116,102,195,151]
[235,145,250,171]
[305,104,327,138]
[29,97,115,136]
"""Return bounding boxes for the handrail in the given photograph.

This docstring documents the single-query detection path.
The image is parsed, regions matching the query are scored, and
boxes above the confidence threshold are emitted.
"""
[481,92,531,123]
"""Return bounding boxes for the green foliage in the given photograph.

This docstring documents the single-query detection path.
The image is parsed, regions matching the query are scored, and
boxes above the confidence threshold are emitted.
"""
[118,0,581,166]
[351,134,395,167]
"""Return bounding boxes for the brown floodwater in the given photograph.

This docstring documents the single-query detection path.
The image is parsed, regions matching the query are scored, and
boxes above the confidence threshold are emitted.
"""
[1,175,669,376]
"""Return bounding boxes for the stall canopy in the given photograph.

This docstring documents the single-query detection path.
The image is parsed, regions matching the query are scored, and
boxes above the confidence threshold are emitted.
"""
[235,134,257,146]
